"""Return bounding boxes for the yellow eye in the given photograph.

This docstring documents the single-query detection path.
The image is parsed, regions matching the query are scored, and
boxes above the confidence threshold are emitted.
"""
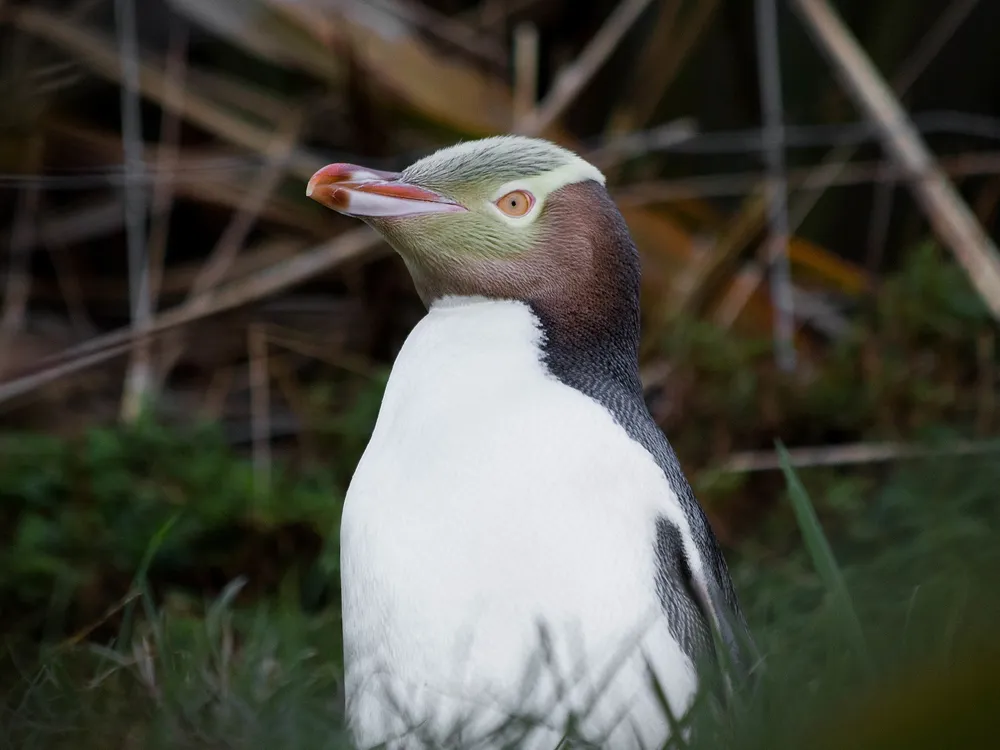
[495,190,534,217]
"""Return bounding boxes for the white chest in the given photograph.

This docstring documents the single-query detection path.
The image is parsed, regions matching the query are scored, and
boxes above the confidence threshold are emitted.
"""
[340,298,698,749]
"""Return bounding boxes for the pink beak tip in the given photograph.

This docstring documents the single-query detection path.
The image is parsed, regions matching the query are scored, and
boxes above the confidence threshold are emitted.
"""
[307,161,465,218]
[307,163,395,198]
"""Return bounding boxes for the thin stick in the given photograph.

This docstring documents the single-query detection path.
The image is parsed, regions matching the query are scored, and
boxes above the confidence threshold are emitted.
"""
[976,332,995,437]
[892,0,982,95]
[755,0,796,371]
[462,0,546,28]
[45,239,95,335]
[791,0,1000,320]
[155,111,304,385]
[264,328,378,378]
[614,150,1000,204]
[0,137,43,373]
[125,16,189,418]
[201,366,234,420]
[516,0,656,136]
[0,340,136,413]
[193,114,302,298]
[719,440,1000,473]
[712,0,982,327]
[248,324,271,497]
[115,0,151,422]
[785,0,982,234]
[266,349,312,419]
[12,7,327,182]
[0,227,379,409]
[11,110,1000,195]
[354,0,507,69]
[864,166,895,276]
[0,174,41,337]
[512,22,539,128]
[145,18,189,308]
[606,0,711,134]
[36,199,125,247]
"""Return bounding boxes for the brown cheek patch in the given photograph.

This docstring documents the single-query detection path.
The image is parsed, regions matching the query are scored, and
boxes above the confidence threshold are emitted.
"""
[526,183,641,345]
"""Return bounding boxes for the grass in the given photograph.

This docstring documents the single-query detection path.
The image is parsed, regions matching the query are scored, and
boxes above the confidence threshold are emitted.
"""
[1,445,998,749]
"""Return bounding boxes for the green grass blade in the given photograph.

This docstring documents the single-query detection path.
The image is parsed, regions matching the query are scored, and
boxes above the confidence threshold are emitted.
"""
[119,512,181,648]
[776,440,870,669]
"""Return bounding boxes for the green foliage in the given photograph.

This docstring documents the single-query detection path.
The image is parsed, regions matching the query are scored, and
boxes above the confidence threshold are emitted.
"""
[1,589,352,750]
[0,417,342,631]
[1,242,998,748]
[775,442,868,668]
[877,240,991,339]
[684,451,1000,750]
[656,242,997,466]
[2,447,997,749]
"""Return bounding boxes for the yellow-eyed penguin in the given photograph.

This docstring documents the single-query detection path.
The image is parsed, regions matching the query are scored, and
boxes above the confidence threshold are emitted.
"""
[307,137,751,749]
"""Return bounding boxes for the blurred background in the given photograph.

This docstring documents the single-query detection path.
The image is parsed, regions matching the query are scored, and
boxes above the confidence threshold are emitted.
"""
[1,0,999,747]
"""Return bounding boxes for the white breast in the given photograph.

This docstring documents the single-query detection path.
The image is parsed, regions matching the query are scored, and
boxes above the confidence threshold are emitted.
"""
[340,297,698,749]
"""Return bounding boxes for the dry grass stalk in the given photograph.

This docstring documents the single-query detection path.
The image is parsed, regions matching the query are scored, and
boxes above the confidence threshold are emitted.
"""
[512,22,539,128]
[976,332,996,436]
[263,324,378,378]
[669,191,768,318]
[707,0,984,328]
[755,0,796,371]
[248,323,271,496]
[615,151,1000,204]
[605,0,711,137]
[202,365,235,420]
[156,112,306,385]
[0,0,737,411]
[0,0,987,442]
[165,0,343,83]
[323,0,514,135]
[124,19,188,415]
[0,228,380,408]
[720,440,1000,473]
[0,188,39,341]
[341,0,508,69]
[12,6,327,180]
[0,136,44,377]
[116,0,154,423]
[791,0,1000,321]
[145,19,190,310]
[44,235,96,336]
[516,0,656,137]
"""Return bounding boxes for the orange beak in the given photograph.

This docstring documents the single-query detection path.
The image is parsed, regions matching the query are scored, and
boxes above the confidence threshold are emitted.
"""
[306,163,466,218]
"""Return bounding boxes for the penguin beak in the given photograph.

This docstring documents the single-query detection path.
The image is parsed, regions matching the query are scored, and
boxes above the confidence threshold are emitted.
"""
[307,163,467,218]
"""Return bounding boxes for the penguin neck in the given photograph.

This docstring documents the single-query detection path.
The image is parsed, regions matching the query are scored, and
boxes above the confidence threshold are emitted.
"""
[528,295,643,404]
[527,210,646,404]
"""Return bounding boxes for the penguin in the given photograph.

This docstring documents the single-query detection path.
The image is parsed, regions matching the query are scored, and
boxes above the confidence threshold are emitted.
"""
[307,136,752,749]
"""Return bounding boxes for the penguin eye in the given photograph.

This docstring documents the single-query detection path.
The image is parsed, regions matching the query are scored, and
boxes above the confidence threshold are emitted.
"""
[495,190,535,218]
